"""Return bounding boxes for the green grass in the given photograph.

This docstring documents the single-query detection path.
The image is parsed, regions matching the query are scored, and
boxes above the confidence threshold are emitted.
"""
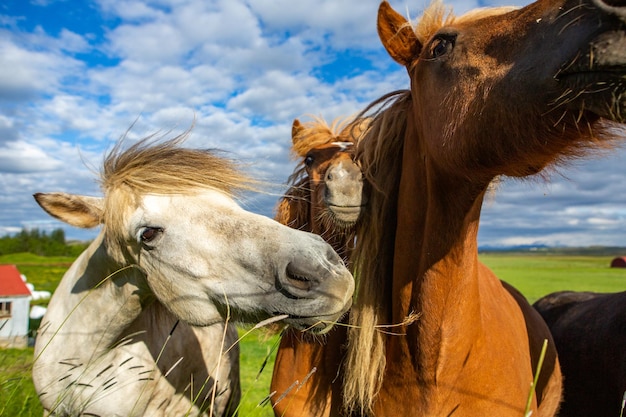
[235,329,281,417]
[1,252,624,415]
[0,331,280,417]
[0,348,41,416]
[480,254,626,303]
[0,253,74,296]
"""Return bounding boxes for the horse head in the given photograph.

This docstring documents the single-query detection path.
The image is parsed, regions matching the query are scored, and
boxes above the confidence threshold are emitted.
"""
[377,0,626,182]
[292,119,367,229]
[34,136,354,334]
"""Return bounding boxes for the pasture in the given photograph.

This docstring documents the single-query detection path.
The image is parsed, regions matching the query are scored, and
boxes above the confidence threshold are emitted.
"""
[1,251,625,416]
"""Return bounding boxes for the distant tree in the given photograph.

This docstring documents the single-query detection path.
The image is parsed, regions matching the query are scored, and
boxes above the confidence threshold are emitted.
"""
[50,228,65,244]
[0,228,90,257]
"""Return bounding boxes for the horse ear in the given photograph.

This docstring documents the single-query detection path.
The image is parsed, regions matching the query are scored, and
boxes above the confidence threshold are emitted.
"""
[377,1,421,66]
[33,192,103,228]
[291,119,304,145]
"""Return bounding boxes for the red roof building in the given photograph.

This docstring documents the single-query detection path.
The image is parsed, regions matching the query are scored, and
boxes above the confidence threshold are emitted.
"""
[0,264,31,297]
[610,256,626,268]
[0,264,32,348]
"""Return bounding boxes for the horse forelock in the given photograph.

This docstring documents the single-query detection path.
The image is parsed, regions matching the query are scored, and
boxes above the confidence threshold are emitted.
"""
[291,116,368,158]
[282,116,370,223]
[343,90,410,414]
[99,132,254,260]
[414,0,518,45]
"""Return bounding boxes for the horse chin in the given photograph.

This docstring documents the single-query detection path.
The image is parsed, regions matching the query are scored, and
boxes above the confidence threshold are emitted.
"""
[557,31,626,123]
[283,303,351,334]
[284,315,343,335]
[327,205,362,226]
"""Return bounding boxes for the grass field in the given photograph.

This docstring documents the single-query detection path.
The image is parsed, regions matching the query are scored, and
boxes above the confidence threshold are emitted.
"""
[1,252,624,416]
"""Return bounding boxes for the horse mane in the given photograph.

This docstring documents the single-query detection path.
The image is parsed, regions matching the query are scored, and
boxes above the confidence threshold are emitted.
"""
[343,90,411,414]
[414,0,517,45]
[290,115,367,157]
[274,176,310,231]
[100,132,255,260]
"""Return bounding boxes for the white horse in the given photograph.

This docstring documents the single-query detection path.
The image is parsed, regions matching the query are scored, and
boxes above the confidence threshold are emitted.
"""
[31,135,354,417]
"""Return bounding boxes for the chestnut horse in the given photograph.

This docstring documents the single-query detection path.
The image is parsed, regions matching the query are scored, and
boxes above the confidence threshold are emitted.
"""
[271,116,367,416]
[338,0,626,415]
[533,291,626,417]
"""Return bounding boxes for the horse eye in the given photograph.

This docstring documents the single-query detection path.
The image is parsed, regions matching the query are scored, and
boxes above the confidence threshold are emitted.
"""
[304,155,314,167]
[429,35,455,58]
[140,227,163,243]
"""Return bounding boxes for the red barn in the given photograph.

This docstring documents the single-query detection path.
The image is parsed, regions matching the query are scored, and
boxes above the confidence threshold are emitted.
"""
[610,256,626,268]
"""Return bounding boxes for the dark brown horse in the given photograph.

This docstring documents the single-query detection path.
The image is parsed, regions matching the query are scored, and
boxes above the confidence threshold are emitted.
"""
[271,116,368,417]
[533,290,626,417]
[337,0,626,415]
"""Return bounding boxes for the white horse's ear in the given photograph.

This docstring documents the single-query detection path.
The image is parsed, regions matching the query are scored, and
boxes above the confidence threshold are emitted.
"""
[33,192,103,228]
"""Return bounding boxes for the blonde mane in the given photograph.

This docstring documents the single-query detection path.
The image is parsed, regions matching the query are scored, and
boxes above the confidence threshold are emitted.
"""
[343,90,411,415]
[414,0,518,45]
[99,133,255,260]
[291,116,367,157]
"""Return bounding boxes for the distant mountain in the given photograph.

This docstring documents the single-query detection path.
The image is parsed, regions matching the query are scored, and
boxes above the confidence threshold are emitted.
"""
[478,245,626,256]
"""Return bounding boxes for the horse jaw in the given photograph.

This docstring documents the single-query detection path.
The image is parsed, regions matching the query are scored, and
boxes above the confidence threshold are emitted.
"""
[128,191,354,331]
[557,34,626,122]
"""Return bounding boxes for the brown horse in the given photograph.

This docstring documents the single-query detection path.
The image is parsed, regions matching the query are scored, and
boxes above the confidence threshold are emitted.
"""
[271,116,368,417]
[337,0,626,415]
[533,290,626,417]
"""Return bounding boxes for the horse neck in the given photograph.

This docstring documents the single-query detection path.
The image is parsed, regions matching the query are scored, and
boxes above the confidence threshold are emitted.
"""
[37,233,152,358]
[391,129,490,373]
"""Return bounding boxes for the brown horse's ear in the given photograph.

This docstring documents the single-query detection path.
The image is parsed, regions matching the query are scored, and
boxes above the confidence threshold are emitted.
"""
[377,1,420,67]
[34,192,103,228]
[291,119,304,146]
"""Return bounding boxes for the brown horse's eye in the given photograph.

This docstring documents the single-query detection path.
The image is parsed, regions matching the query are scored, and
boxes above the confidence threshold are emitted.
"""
[429,35,455,59]
[304,155,314,167]
[140,227,163,243]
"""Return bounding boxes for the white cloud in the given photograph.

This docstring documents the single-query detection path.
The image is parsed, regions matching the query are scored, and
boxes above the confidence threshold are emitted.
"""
[0,141,63,173]
[0,0,625,248]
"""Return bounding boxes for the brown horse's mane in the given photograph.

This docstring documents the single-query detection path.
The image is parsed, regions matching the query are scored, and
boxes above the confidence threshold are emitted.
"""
[415,1,516,43]
[344,90,411,414]
[100,133,255,259]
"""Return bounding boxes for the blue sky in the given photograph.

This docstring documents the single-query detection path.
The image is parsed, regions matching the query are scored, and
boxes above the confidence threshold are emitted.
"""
[1,0,625,248]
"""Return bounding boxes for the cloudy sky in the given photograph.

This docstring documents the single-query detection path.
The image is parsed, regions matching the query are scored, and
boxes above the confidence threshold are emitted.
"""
[1,0,625,248]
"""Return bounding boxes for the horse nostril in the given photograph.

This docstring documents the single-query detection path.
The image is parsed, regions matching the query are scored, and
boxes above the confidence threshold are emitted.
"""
[284,263,317,292]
